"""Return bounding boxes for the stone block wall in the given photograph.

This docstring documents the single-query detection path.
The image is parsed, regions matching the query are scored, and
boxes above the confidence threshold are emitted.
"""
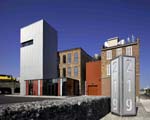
[0,96,110,120]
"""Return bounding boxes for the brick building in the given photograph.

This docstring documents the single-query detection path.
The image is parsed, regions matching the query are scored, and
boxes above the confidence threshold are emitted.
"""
[101,37,140,98]
[58,48,92,95]
[86,60,101,95]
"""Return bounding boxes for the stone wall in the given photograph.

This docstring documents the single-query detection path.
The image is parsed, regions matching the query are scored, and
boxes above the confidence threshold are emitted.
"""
[0,96,110,120]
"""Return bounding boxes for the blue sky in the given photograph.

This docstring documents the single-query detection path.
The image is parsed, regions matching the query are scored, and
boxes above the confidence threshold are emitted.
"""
[0,0,149,88]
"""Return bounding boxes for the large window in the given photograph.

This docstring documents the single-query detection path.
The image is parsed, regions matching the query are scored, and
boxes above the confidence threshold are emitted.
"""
[67,53,71,64]
[74,52,78,63]
[74,66,78,77]
[21,39,33,47]
[107,64,111,76]
[67,67,71,77]
[116,48,122,56]
[106,50,112,60]
[126,46,132,56]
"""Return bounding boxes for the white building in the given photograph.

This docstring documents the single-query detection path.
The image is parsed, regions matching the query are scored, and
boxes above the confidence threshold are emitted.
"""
[20,19,57,96]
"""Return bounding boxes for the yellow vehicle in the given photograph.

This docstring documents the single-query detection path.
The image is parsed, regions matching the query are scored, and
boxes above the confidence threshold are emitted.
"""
[0,74,16,81]
[0,74,18,94]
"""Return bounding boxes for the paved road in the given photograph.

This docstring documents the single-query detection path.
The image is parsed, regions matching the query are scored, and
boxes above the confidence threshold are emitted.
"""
[0,95,63,105]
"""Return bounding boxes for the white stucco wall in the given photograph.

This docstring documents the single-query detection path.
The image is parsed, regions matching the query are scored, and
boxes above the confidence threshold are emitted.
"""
[20,20,57,95]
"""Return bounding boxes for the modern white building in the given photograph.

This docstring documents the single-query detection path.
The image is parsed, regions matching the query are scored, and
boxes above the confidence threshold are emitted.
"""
[20,19,57,96]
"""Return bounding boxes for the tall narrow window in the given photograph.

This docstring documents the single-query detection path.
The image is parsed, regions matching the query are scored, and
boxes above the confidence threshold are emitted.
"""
[74,52,78,63]
[126,46,132,56]
[116,48,122,56]
[106,50,112,60]
[107,64,111,76]
[67,67,71,77]
[63,68,66,77]
[63,55,66,64]
[29,80,33,95]
[74,66,78,77]
[67,53,71,64]
[21,39,33,47]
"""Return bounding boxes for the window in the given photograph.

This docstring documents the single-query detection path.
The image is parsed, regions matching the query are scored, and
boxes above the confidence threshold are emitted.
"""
[28,80,33,95]
[126,46,132,56]
[74,52,78,63]
[74,66,78,77]
[107,64,111,76]
[67,67,71,77]
[21,39,33,47]
[116,48,122,56]
[106,50,112,60]
[67,53,71,64]
[63,68,66,77]
[63,55,66,64]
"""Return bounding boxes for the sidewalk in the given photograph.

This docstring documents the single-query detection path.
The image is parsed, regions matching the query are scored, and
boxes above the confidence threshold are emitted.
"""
[0,95,66,105]
[101,100,150,120]
[140,98,150,112]
[5,94,68,99]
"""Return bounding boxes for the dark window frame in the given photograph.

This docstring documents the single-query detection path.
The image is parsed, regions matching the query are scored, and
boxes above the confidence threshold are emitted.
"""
[21,39,33,47]
[63,68,66,77]
[63,55,66,64]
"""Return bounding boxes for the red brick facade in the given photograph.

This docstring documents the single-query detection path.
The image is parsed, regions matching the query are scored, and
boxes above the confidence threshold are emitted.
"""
[26,80,43,96]
[26,80,29,95]
[86,60,101,95]
[33,80,38,95]
[40,80,43,96]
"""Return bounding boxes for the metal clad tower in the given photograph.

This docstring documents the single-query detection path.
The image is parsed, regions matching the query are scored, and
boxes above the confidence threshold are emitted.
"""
[20,19,57,96]
[111,56,136,116]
